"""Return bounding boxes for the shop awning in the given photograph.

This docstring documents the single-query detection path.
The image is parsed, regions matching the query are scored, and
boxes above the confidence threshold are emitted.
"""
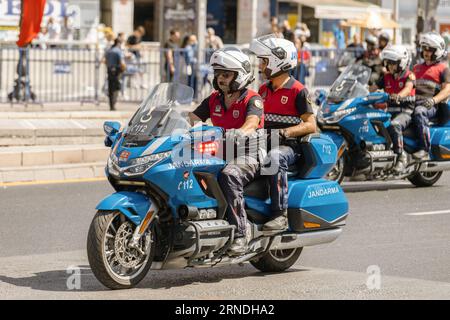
[342,12,400,29]
[285,0,392,20]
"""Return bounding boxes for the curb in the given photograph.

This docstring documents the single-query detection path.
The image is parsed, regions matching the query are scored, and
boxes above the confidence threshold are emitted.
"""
[0,162,106,185]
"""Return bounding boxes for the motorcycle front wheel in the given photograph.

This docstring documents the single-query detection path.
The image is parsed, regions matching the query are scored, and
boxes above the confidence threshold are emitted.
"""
[326,153,346,184]
[87,210,155,290]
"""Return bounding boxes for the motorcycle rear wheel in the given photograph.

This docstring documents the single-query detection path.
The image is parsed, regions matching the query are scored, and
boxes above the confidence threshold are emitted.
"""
[407,171,443,187]
[250,248,303,272]
[87,210,155,290]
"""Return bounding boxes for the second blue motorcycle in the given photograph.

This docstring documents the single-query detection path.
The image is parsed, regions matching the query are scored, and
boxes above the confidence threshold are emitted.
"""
[317,64,450,186]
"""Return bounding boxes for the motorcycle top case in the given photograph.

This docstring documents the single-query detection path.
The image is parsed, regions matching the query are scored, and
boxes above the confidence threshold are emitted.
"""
[439,102,450,127]
[296,134,338,179]
[287,179,349,232]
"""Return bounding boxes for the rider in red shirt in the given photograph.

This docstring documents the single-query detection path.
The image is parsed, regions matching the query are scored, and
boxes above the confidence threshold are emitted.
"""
[412,32,450,160]
[370,45,416,173]
[188,47,264,254]
[250,34,317,231]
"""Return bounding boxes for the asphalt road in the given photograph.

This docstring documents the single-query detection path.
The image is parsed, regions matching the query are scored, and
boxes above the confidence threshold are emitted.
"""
[0,173,449,299]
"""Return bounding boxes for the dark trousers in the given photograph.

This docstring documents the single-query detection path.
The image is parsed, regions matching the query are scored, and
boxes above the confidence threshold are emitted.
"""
[387,112,412,154]
[261,145,299,215]
[413,105,438,151]
[218,157,260,238]
[107,70,121,111]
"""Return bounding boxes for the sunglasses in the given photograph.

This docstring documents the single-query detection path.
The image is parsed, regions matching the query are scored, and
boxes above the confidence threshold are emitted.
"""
[421,46,436,53]
[214,70,235,79]
[384,59,399,66]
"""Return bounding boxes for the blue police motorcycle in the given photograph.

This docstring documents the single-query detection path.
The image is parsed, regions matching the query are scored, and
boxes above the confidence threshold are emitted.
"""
[317,64,450,186]
[87,83,349,289]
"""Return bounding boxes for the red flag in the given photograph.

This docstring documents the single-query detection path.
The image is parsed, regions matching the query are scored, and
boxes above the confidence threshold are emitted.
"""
[16,0,47,47]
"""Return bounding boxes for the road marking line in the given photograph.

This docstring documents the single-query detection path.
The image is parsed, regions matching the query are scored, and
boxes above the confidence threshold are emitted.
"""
[405,210,450,216]
[0,177,107,187]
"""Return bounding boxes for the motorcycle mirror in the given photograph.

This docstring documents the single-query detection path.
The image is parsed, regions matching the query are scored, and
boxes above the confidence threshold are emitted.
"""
[103,121,121,136]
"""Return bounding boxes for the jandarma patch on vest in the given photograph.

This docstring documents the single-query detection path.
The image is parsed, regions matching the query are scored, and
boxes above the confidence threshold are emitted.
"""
[254,99,263,109]
[281,96,289,104]
[233,110,240,118]
[215,105,221,113]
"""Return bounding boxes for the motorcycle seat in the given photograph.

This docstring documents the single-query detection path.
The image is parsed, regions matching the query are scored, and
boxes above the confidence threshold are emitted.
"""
[287,165,299,177]
[244,176,269,200]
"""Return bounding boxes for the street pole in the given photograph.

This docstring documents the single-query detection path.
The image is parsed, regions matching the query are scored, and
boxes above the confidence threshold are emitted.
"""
[196,0,207,102]
[393,0,399,44]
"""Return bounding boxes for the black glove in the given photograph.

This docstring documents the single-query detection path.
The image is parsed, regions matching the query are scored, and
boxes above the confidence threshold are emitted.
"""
[422,98,436,109]
[388,94,400,105]
[269,129,288,146]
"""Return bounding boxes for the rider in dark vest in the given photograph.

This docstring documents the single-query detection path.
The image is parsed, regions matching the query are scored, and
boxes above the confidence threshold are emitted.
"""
[189,47,264,255]
[250,35,317,231]
[412,32,450,160]
[370,44,416,173]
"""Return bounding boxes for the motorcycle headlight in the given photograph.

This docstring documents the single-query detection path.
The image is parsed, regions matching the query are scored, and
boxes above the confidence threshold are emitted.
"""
[123,151,171,177]
[107,152,120,177]
[107,151,171,177]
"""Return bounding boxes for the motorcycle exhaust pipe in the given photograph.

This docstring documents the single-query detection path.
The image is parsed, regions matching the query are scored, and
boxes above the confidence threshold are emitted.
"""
[419,161,450,172]
[269,228,342,251]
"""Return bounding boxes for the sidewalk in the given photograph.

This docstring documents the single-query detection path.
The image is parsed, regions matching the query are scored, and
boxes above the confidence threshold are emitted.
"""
[0,102,133,185]
[0,101,196,185]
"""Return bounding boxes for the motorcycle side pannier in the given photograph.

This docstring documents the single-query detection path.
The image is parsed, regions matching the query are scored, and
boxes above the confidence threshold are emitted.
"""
[296,134,337,179]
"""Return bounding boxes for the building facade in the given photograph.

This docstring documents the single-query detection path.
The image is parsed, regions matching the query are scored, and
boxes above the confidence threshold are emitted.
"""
[100,0,273,44]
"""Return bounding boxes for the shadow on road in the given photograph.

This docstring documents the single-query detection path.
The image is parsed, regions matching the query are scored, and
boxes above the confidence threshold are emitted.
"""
[0,265,309,293]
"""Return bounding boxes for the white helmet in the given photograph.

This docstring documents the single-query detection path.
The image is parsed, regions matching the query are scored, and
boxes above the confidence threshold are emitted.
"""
[420,32,447,61]
[365,34,378,47]
[381,45,411,73]
[249,34,298,78]
[209,47,254,93]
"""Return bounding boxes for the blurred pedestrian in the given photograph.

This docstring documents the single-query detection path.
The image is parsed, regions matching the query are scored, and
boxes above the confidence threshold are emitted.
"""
[60,16,74,42]
[270,17,284,38]
[206,27,223,50]
[47,17,60,46]
[126,26,146,89]
[294,36,311,84]
[36,27,49,49]
[104,38,126,111]
[333,25,346,50]
[281,20,294,41]
[294,23,310,40]
[164,29,181,82]
[103,27,116,49]
[347,34,365,60]
[205,27,223,63]
[182,35,198,96]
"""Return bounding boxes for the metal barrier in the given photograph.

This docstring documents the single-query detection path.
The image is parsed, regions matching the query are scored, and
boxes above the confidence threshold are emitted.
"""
[0,45,365,106]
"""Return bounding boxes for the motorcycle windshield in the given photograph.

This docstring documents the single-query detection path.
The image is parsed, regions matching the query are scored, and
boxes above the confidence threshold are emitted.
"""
[124,83,193,142]
[327,64,371,103]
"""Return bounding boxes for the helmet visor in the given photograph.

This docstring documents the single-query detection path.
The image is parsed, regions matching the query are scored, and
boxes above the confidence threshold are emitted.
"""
[213,70,236,79]
[421,45,437,53]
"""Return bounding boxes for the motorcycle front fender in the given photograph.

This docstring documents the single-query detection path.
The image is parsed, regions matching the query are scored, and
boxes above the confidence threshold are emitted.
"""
[96,191,151,225]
